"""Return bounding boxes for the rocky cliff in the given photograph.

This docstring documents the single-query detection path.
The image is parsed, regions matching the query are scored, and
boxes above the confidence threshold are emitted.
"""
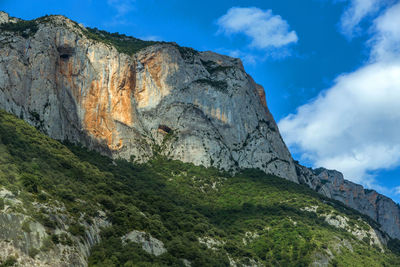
[297,164,400,240]
[0,187,109,267]
[0,12,297,182]
[1,11,400,245]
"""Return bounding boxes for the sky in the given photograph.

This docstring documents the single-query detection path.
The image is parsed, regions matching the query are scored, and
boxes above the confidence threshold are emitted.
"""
[1,0,400,202]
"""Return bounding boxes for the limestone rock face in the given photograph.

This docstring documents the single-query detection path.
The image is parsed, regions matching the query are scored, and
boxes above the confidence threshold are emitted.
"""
[0,13,297,182]
[297,164,400,239]
[0,187,109,267]
[0,12,19,24]
[122,230,167,256]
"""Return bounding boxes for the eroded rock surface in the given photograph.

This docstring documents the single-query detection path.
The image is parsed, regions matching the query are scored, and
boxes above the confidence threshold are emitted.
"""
[122,230,167,256]
[0,12,297,182]
[297,164,400,239]
[0,187,110,266]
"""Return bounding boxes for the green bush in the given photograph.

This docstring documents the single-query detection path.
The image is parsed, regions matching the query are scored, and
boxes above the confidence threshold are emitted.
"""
[69,223,86,237]
[0,256,17,267]
[40,237,53,252]
[83,27,160,55]
[21,220,31,233]
[20,173,40,193]
[0,20,38,38]
[28,248,40,258]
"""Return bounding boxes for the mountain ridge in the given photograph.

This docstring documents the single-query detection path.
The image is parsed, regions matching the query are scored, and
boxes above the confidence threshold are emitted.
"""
[297,163,400,239]
[1,10,400,255]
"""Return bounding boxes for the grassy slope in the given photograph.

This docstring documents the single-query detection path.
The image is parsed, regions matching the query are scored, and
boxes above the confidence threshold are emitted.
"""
[0,109,399,266]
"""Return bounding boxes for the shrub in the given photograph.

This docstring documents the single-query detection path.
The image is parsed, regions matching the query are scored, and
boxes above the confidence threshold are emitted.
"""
[20,173,40,193]
[28,248,40,258]
[21,220,31,233]
[83,27,160,55]
[40,237,53,252]
[0,20,38,38]
[0,256,17,267]
[69,223,85,237]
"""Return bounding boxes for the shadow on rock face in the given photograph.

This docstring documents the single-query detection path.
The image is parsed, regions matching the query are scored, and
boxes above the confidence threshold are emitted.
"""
[57,45,75,60]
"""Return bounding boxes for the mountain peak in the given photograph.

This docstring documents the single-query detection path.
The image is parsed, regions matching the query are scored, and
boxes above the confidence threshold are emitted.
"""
[0,13,298,181]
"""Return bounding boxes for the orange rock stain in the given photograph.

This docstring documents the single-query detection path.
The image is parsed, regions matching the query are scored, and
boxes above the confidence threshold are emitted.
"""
[82,63,136,150]
[59,53,137,150]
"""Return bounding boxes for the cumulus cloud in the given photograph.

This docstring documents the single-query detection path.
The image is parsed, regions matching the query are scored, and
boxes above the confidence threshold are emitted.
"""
[217,7,298,49]
[280,62,400,183]
[279,2,400,186]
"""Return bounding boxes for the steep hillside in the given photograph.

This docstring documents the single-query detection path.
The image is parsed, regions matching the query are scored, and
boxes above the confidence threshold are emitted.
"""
[297,164,400,240]
[1,110,400,266]
[0,11,297,181]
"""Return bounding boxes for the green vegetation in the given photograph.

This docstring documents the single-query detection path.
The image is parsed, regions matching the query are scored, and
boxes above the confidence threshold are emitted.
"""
[82,27,161,55]
[0,20,38,38]
[0,109,400,266]
[0,15,200,59]
[35,14,160,55]
[175,45,199,61]
[83,28,200,59]
[0,256,17,267]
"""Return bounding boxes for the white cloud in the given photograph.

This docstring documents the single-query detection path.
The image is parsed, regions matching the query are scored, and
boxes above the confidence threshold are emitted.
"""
[280,62,400,183]
[226,49,257,65]
[369,2,400,61]
[139,35,162,41]
[107,0,136,17]
[395,186,400,195]
[279,3,400,186]
[217,7,298,49]
[339,0,382,37]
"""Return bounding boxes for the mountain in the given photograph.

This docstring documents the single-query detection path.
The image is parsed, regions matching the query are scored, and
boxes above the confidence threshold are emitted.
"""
[1,11,400,266]
[1,109,400,266]
[0,11,296,182]
[297,164,400,240]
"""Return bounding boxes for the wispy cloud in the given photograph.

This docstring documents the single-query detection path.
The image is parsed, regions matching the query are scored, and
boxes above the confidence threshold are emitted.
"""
[369,2,400,61]
[139,35,162,41]
[339,0,381,37]
[279,2,400,188]
[217,7,298,49]
[107,0,136,18]
[338,0,394,38]
[222,49,257,65]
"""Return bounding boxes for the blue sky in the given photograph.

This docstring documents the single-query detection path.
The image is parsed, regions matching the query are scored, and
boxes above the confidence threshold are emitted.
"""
[2,0,400,202]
